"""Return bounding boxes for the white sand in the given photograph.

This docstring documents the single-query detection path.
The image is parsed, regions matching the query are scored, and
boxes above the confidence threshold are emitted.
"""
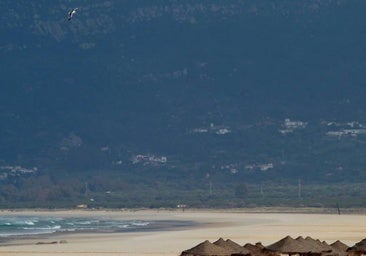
[0,209,365,256]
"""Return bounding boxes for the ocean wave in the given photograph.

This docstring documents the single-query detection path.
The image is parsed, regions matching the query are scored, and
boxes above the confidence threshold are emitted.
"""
[23,225,61,230]
[0,216,163,238]
[24,221,35,226]
[131,221,150,226]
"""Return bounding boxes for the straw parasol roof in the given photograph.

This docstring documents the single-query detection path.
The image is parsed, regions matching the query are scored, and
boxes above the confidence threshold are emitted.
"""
[325,240,350,256]
[316,239,330,249]
[296,236,306,243]
[213,238,251,255]
[318,240,333,252]
[244,242,265,251]
[299,236,332,253]
[347,238,366,253]
[296,236,309,247]
[244,242,266,256]
[213,238,232,249]
[181,240,231,256]
[330,240,349,252]
[266,235,309,254]
[227,239,249,252]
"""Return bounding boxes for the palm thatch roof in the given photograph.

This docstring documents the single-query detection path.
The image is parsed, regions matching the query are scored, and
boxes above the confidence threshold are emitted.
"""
[227,239,249,252]
[330,240,349,252]
[296,236,306,243]
[265,235,309,254]
[181,240,231,256]
[213,238,251,255]
[296,236,332,253]
[244,242,264,250]
[347,238,366,253]
[213,237,227,247]
[295,236,314,251]
[322,241,330,246]
[300,236,332,253]
[322,240,350,256]
[244,242,265,256]
[318,240,333,251]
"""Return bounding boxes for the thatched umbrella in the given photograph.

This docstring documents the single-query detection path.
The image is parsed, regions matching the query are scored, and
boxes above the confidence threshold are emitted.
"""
[298,236,332,253]
[330,240,349,252]
[347,238,366,255]
[325,240,350,256]
[227,239,251,254]
[181,240,231,256]
[265,235,309,255]
[316,239,333,252]
[296,236,314,252]
[244,242,266,256]
[213,238,251,255]
[296,237,306,243]
[321,241,331,248]
[213,238,234,251]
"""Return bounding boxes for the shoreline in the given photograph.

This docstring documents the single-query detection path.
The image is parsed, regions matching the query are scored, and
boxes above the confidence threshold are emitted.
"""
[0,210,203,247]
[2,206,366,214]
[0,208,365,255]
[0,219,199,246]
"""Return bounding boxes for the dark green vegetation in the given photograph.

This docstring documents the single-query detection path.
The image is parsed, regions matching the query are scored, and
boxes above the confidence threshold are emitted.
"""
[1,0,366,208]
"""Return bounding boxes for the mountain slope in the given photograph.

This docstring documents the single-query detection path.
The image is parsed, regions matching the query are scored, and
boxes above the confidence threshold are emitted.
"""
[1,0,366,207]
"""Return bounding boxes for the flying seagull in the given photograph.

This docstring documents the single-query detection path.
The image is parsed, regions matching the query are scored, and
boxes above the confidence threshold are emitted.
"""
[68,8,78,21]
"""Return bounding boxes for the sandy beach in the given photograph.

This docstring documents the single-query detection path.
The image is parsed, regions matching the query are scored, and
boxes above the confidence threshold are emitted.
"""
[0,208,366,256]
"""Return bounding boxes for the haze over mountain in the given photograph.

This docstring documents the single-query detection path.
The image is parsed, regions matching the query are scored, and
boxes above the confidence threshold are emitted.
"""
[1,0,366,208]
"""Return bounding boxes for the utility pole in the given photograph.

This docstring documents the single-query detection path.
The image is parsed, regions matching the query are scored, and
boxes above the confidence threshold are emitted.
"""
[298,179,302,199]
[260,183,264,198]
[84,181,89,197]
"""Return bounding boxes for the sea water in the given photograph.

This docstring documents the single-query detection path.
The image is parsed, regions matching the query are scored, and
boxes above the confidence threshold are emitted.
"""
[0,215,183,237]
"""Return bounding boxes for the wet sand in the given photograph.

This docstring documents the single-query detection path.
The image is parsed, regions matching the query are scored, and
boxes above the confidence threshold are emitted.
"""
[0,208,365,256]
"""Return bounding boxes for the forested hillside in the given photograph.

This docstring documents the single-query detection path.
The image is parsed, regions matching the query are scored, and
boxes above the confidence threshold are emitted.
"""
[1,0,366,208]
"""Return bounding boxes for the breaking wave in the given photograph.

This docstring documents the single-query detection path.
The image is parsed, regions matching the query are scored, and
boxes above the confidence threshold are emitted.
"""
[0,216,153,237]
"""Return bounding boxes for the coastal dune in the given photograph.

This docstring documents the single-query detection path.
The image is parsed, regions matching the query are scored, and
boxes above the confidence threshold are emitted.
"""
[0,209,366,256]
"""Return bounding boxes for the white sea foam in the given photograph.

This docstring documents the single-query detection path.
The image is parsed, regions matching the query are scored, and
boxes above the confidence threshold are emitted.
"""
[23,225,61,230]
[131,221,150,226]
[0,216,161,238]
[24,221,35,225]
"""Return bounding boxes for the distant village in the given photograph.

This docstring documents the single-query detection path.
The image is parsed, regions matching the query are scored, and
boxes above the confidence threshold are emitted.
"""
[0,165,37,180]
[188,118,366,177]
[3,118,366,182]
[191,118,366,138]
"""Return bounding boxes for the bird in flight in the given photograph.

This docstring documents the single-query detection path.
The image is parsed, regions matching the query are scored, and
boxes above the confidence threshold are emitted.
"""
[68,8,78,21]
